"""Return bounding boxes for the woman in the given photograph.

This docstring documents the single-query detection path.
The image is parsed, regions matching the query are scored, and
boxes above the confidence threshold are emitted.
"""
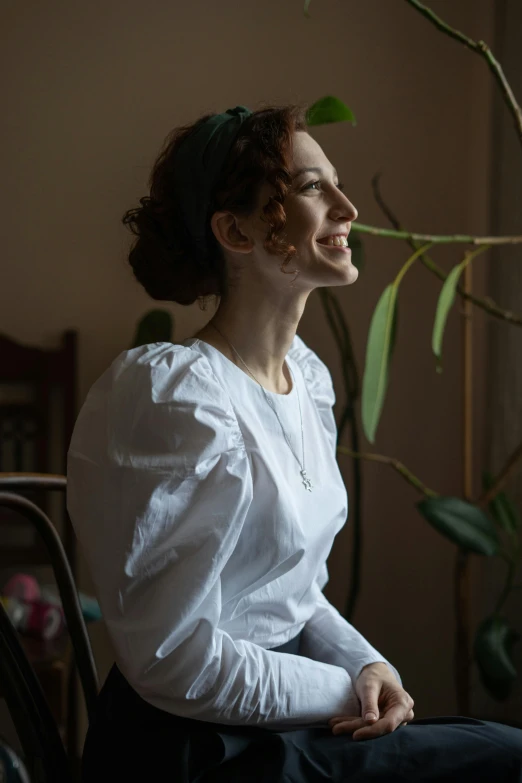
[67,105,522,781]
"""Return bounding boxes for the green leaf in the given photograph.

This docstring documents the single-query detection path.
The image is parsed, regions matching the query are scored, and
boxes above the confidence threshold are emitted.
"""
[131,309,173,348]
[474,615,519,701]
[360,242,430,442]
[304,0,312,17]
[349,231,364,271]
[482,470,521,535]
[361,285,398,443]
[306,96,356,127]
[432,245,491,371]
[416,496,500,556]
[432,262,464,362]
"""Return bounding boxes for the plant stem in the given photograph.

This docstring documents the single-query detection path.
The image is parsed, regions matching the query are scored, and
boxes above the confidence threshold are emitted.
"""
[319,289,359,401]
[402,0,522,682]
[395,242,434,286]
[371,173,522,327]
[318,289,363,622]
[454,549,471,714]
[344,408,363,622]
[404,0,522,151]
[476,439,522,508]
[495,557,518,615]
[352,223,522,246]
[327,292,360,400]
[455,259,473,717]
[336,447,438,497]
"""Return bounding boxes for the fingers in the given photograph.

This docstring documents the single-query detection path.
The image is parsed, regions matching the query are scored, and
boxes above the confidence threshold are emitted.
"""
[329,716,368,735]
[329,716,363,726]
[352,704,414,741]
[400,710,415,727]
[357,679,381,723]
[329,706,415,740]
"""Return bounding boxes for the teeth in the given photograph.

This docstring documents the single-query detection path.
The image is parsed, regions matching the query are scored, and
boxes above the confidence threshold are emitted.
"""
[325,235,348,247]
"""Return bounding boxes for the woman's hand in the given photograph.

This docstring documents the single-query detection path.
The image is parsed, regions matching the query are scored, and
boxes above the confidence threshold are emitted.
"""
[329,662,414,741]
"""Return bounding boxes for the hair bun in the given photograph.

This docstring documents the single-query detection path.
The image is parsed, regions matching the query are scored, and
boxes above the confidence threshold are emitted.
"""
[122,105,306,306]
[124,196,217,305]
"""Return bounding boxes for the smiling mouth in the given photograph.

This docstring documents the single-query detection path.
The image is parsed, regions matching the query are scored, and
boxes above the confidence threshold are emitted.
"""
[318,243,351,252]
[316,235,350,249]
[316,240,351,253]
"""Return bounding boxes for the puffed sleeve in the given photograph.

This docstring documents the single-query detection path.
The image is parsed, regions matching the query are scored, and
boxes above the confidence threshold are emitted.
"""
[67,342,363,729]
[290,335,401,685]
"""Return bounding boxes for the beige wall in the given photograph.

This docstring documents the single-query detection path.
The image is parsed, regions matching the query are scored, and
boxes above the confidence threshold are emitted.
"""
[2,0,506,744]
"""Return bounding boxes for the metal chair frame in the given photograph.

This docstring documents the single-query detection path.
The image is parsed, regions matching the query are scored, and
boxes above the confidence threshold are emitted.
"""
[0,473,99,781]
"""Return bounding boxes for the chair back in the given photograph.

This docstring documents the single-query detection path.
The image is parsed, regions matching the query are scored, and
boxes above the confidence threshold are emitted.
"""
[0,331,77,570]
[0,474,99,781]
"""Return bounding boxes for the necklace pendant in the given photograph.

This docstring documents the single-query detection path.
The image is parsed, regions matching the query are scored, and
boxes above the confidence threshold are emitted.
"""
[300,469,313,492]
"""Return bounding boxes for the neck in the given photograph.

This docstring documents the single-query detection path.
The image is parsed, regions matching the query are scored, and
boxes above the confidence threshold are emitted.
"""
[193,289,310,394]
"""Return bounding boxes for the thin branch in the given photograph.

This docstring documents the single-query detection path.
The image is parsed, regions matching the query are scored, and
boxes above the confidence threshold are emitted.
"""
[353,223,522,246]
[371,173,522,327]
[404,0,522,150]
[336,446,438,498]
[403,0,476,50]
[477,438,522,508]
[327,291,360,399]
[494,558,518,615]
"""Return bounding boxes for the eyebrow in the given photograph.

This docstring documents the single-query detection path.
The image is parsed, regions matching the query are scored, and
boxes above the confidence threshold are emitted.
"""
[292,166,338,180]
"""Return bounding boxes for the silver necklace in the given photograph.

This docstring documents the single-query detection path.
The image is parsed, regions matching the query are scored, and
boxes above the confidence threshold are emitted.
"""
[209,323,313,492]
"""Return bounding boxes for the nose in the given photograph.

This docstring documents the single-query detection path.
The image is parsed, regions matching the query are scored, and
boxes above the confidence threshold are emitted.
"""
[330,192,358,223]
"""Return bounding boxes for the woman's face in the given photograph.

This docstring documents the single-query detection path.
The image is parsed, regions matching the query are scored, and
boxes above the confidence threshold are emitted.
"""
[254,130,359,290]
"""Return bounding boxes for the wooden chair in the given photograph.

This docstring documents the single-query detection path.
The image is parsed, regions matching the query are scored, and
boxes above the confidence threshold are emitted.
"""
[0,331,79,756]
[0,474,98,782]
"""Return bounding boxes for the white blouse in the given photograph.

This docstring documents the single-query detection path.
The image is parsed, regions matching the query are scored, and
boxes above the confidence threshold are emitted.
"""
[67,334,400,731]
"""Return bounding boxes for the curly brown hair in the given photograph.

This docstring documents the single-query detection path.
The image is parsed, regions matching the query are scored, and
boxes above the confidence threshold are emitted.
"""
[122,105,307,307]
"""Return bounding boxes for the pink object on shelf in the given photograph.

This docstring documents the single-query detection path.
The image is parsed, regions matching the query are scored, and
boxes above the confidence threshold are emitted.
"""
[25,599,65,640]
[2,595,65,640]
[3,573,40,603]
[2,575,65,640]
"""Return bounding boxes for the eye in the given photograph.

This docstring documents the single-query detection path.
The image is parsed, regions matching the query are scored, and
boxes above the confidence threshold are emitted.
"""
[303,180,321,191]
[302,180,346,193]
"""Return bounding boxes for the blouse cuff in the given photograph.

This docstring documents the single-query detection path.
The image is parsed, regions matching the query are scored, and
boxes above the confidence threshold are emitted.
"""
[300,586,402,688]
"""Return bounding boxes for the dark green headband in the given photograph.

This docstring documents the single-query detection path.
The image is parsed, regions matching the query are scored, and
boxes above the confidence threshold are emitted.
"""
[172,105,253,254]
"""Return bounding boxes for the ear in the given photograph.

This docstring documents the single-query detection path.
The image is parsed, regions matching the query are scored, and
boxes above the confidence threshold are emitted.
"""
[210,211,254,255]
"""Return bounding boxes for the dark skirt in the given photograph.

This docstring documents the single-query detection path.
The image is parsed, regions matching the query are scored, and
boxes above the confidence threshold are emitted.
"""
[82,631,522,782]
